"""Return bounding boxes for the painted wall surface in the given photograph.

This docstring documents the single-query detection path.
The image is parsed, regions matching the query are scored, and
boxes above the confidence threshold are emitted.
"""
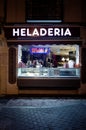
[6,0,25,23]
[64,0,82,22]
[0,0,86,23]
[0,0,5,24]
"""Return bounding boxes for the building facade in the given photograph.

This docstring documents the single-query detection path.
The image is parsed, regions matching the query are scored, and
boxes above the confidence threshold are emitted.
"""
[0,0,86,95]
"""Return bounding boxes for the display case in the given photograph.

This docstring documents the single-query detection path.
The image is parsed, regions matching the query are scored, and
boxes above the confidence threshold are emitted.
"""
[17,67,80,78]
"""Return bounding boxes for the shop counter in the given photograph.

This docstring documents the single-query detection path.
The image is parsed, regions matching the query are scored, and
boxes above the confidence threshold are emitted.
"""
[17,67,80,89]
[17,67,80,78]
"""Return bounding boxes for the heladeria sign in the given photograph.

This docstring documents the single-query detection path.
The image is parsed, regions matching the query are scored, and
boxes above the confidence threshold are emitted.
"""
[4,25,80,40]
[13,28,71,37]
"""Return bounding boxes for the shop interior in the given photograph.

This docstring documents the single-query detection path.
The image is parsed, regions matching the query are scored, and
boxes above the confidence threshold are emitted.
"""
[17,44,80,78]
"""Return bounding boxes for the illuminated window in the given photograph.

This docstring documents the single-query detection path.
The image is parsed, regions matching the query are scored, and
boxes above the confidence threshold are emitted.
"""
[17,44,80,78]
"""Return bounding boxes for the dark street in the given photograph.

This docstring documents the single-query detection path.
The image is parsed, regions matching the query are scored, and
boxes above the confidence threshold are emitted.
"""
[0,98,86,130]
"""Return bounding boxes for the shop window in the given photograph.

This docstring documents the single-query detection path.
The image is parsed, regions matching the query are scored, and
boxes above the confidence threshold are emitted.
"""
[17,44,80,78]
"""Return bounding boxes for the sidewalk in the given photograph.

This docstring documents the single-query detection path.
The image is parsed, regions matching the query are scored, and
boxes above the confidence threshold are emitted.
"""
[0,98,86,130]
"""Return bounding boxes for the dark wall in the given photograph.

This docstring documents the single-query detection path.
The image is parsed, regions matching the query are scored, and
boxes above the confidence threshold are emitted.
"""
[0,0,86,23]
[64,0,86,23]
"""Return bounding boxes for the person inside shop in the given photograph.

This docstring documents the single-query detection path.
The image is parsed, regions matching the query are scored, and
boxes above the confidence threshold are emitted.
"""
[26,60,33,67]
[46,56,53,67]
[63,60,68,68]
[68,57,75,68]
[18,58,26,68]
[52,54,58,67]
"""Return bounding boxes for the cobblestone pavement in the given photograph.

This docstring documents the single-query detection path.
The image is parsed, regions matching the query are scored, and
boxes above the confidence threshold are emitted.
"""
[0,99,86,130]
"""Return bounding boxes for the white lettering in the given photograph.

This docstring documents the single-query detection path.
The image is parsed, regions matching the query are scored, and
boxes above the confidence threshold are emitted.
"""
[54,28,60,36]
[27,29,31,36]
[64,28,71,36]
[40,28,47,36]
[13,28,19,36]
[21,28,26,36]
[48,28,53,36]
[32,28,39,36]
[61,28,64,36]
[12,27,72,37]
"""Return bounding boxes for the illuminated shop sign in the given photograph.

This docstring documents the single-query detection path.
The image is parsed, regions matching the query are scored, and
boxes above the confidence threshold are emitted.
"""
[13,28,71,37]
[30,47,50,54]
[4,26,80,40]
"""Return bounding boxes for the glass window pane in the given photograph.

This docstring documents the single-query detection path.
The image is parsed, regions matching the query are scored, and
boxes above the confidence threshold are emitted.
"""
[17,44,80,78]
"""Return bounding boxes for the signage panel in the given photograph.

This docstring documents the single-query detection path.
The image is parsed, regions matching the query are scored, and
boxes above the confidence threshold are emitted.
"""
[4,25,80,41]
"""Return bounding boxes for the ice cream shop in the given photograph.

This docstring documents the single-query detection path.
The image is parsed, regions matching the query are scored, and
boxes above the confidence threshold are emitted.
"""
[0,23,86,95]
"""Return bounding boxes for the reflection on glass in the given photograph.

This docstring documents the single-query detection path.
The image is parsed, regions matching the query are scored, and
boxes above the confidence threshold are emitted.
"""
[18,68,80,78]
